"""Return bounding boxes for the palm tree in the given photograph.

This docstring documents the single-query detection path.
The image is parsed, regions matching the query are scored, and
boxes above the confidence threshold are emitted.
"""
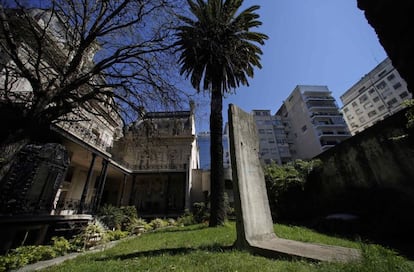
[175,0,268,226]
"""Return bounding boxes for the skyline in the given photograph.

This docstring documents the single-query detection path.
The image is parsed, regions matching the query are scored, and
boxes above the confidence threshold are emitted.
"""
[193,0,387,133]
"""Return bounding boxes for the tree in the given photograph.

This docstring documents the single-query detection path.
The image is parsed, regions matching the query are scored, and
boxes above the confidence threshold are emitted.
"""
[174,0,268,226]
[0,0,187,181]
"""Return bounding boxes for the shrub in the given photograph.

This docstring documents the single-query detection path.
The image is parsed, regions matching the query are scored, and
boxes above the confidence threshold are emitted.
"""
[127,218,149,234]
[0,245,57,271]
[52,236,71,255]
[71,221,107,250]
[264,159,322,220]
[106,230,129,241]
[192,202,209,223]
[98,204,124,230]
[149,218,168,230]
[177,211,196,226]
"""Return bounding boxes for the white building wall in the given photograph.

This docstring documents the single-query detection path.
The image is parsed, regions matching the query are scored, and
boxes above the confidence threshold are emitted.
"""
[341,57,412,135]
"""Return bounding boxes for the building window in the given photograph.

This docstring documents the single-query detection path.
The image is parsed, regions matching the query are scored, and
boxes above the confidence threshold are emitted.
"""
[400,91,409,99]
[343,107,349,113]
[368,88,376,95]
[355,108,363,115]
[352,102,358,108]
[258,129,265,134]
[359,117,366,123]
[363,102,373,109]
[387,98,398,106]
[368,110,377,117]
[393,82,402,90]
[359,94,368,103]
[376,81,386,90]
[268,139,275,144]
[346,114,354,120]
[378,69,387,78]
[387,74,395,81]
[378,105,385,111]
[372,96,380,103]
[301,125,307,132]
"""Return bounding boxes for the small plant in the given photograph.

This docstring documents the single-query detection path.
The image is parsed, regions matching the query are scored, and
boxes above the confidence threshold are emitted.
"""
[51,236,71,255]
[0,245,57,271]
[106,230,129,241]
[71,221,107,250]
[177,211,196,226]
[149,218,168,230]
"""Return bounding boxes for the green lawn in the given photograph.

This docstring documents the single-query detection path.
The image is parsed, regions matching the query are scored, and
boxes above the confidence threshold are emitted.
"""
[42,223,413,272]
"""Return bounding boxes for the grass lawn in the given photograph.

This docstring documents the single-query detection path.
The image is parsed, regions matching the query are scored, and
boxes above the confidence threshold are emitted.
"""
[41,223,413,272]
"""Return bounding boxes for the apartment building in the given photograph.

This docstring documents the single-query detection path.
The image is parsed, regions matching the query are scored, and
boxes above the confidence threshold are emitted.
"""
[252,110,292,164]
[340,57,412,135]
[277,85,351,159]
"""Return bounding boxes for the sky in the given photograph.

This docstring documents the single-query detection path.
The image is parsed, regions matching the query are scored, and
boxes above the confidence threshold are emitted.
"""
[194,0,387,133]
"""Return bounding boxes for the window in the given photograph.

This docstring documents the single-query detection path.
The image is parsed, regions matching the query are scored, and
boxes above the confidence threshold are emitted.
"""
[268,139,275,144]
[359,117,366,123]
[387,98,398,106]
[266,129,273,134]
[400,91,409,99]
[355,108,363,115]
[352,101,358,108]
[343,107,349,113]
[387,74,395,81]
[378,105,385,111]
[368,110,377,117]
[378,69,387,78]
[346,115,354,120]
[368,88,375,94]
[376,81,386,90]
[373,96,380,103]
[363,102,373,109]
[301,125,307,132]
[359,94,368,103]
[393,82,402,90]
[258,129,265,134]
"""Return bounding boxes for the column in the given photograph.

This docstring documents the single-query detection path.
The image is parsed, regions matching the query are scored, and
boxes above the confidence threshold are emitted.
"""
[78,153,96,213]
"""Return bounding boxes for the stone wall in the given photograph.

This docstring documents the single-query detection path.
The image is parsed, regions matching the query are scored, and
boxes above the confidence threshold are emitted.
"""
[295,109,414,239]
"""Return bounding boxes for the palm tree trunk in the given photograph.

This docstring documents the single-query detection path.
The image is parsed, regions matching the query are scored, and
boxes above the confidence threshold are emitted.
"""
[209,86,226,227]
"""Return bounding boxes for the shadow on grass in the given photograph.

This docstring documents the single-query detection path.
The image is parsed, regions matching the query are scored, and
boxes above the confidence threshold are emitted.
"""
[95,244,235,262]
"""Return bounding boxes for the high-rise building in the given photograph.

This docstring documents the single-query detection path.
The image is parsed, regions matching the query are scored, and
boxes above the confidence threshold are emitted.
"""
[252,110,292,164]
[340,57,412,135]
[277,85,351,159]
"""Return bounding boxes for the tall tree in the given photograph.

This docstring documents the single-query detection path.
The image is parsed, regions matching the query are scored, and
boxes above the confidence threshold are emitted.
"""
[0,0,186,180]
[175,0,268,226]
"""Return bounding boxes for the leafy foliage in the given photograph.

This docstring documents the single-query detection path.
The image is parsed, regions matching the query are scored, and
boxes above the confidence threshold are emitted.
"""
[97,204,138,231]
[264,159,322,219]
[403,99,414,128]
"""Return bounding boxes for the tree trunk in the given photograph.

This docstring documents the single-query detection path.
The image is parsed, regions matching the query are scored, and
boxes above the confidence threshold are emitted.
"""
[209,86,226,227]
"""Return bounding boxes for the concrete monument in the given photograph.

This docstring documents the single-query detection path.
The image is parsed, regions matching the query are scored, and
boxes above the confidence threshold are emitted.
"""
[228,104,360,262]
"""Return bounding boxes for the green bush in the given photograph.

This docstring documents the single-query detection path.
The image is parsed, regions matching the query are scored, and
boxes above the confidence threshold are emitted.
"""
[149,218,168,230]
[98,204,139,231]
[0,245,57,272]
[126,218,149,234]
[264,159,322,220]
[52,236,71,255]
[71,221,107,250]
[192,202,209,223]
[177,212,196,226]
[106,230,129,241]
[98,204,124,230]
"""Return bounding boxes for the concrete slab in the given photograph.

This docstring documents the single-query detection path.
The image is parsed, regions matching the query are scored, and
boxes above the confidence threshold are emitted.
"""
[228,104,360,263]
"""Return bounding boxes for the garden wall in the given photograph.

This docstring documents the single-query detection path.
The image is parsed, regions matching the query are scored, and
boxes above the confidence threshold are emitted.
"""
[296,109,414,240]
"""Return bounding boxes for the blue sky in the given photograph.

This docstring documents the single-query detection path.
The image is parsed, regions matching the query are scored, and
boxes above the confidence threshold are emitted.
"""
[194,0,387,132]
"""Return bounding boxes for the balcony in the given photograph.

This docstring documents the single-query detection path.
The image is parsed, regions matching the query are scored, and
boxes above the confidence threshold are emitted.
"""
[305,96,335,102]
[318,130,351,138]
[306,101,338,110]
